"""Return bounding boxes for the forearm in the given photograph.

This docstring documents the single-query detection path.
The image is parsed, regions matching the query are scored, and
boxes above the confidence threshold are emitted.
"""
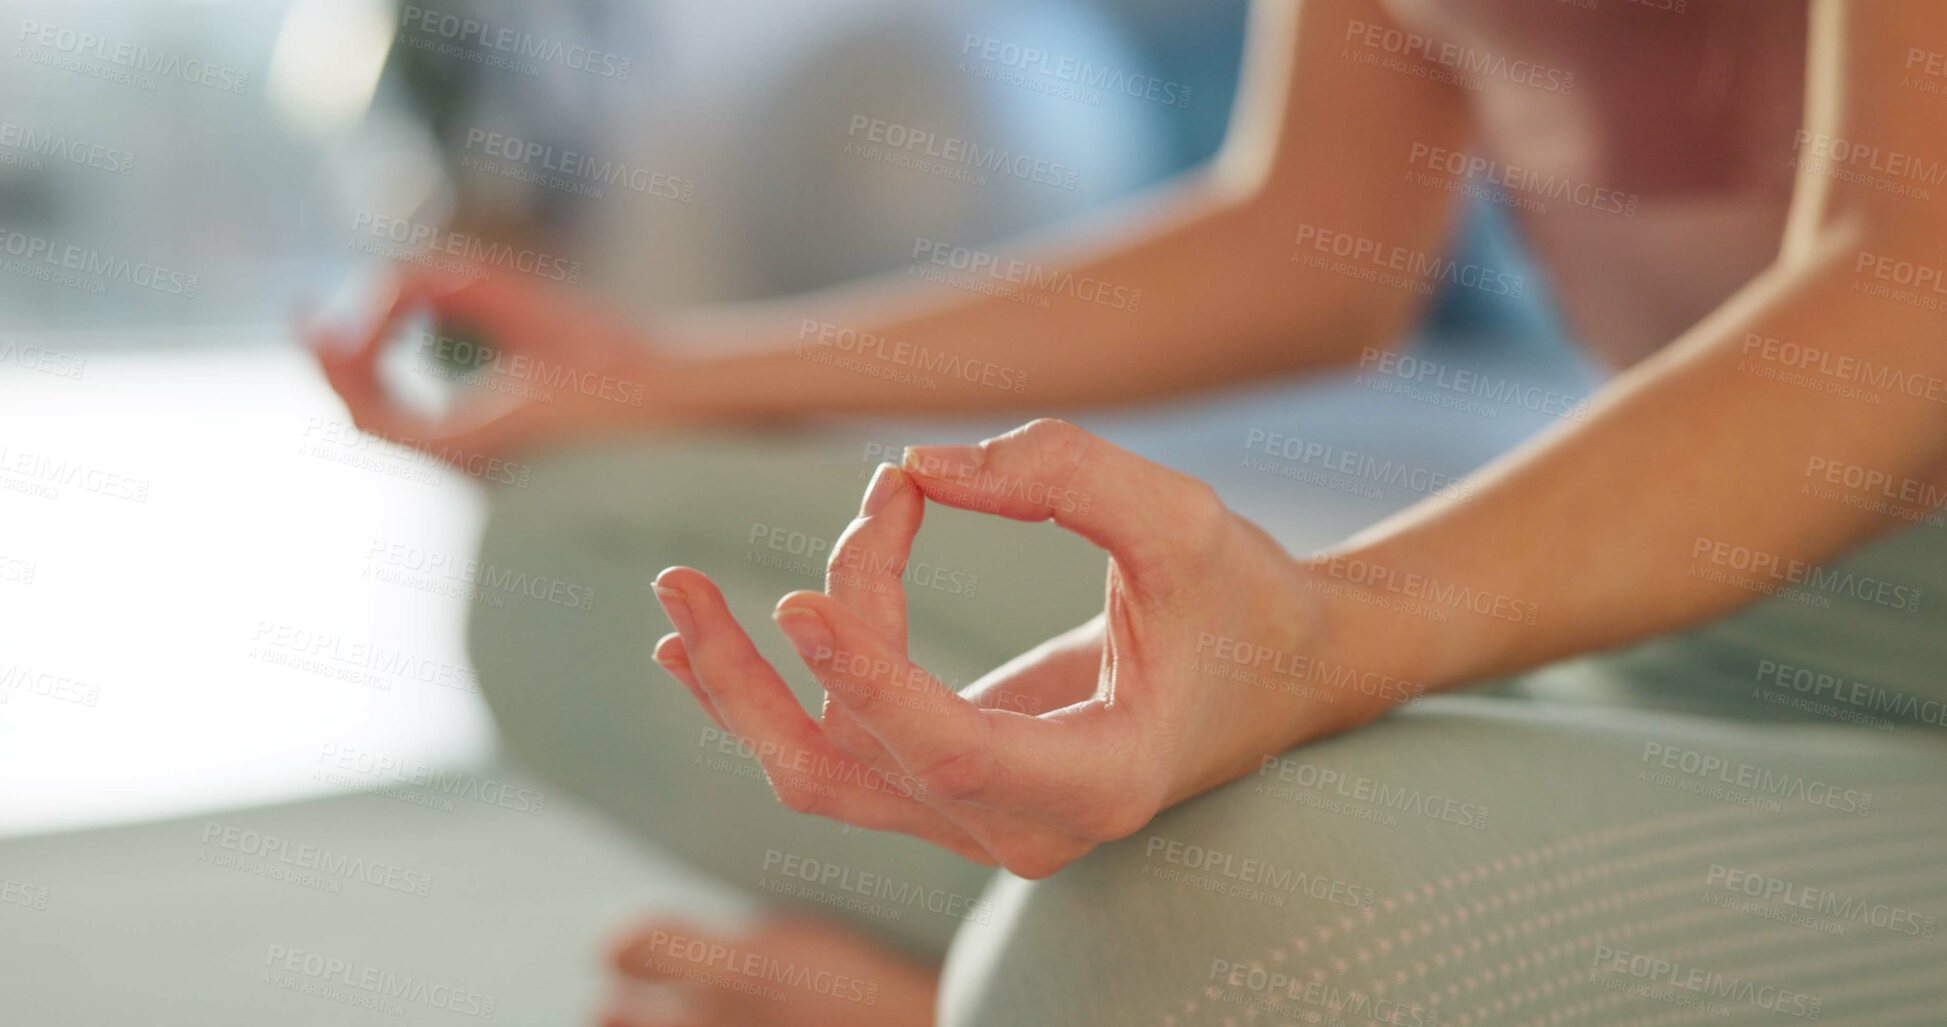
[658,173,1414,419]
[652,0,1469,421]
[1305,224,1947,695]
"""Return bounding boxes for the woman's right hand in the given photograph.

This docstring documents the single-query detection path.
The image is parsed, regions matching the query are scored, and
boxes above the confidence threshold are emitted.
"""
[651,420,1407,878]
[306,265,673,467]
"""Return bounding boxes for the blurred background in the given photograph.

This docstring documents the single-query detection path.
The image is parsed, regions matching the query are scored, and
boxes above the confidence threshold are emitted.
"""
[0,0,1262,830]
[0,0,1594,1021]
[1,0,1251,332]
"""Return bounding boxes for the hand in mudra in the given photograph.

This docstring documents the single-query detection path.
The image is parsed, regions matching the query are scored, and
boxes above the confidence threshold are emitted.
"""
[651,419,1398,877]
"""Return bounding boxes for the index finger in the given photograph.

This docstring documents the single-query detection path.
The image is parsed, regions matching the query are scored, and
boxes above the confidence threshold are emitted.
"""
[651,568,992,860]
[309,265,503,366]
[776,589,1130,822]
[389,265,563,351]
[825,463,922,648]
[899,418,1215,575]
[303,268,436,433]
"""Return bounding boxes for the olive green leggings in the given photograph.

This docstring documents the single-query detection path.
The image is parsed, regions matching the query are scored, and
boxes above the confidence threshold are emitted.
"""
[469,434,1947,1026]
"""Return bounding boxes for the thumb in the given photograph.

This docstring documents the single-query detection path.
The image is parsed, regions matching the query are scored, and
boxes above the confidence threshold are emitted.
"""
[900,418,1221,581]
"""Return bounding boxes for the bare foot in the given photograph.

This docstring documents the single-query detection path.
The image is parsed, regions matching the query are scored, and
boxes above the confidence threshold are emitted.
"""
[599,916,938,1027]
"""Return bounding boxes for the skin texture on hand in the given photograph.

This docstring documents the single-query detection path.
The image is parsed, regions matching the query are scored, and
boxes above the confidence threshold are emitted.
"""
[649,419,1403,879]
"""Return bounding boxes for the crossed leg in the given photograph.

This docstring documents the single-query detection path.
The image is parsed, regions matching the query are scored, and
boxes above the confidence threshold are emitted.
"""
[939,694,1947,1026]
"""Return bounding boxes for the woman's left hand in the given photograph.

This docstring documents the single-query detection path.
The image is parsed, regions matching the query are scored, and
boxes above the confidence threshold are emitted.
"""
[650,419,1405,878]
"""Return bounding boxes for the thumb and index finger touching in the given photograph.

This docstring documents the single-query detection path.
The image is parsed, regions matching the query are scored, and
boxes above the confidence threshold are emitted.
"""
[303,266,547,451]
[899,418,1218,582]
[780,420,1193,809]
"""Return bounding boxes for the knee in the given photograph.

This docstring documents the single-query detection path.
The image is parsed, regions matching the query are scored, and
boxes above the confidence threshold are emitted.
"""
[939,768,1402,1027]
[936,699,1947,1027]
[935,703,1563,1027]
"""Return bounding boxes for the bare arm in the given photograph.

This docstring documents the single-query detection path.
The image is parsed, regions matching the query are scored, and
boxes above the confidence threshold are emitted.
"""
[1311,0,1947,694]
[315,1,1471,457]
[660,0,1471,417]
[637,4,1947,874]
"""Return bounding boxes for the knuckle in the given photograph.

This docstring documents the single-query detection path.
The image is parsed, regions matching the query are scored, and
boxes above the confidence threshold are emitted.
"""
[824,544,852,582]
[915,746,995,802]
[825,520,862,568]
[825,670,880,713]
[1014,418,1090,482]
[827,530,905,583]
[824,718,884,761]
[1156,479,1228,569]
[1019,416,1084,446]
[1176,480,1227,536]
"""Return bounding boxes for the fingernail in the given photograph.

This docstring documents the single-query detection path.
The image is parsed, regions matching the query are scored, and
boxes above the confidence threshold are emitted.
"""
[860,463,902,516]
[652,585,695,636]
[902,443,982,479]
[772,607,834,664]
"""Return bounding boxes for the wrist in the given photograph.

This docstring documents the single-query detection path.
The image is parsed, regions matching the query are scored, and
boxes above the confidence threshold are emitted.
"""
[1296,539,1538,702]
[1164,543,1410,802]
[1288,551,1444,719]
[652,318,831,424]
